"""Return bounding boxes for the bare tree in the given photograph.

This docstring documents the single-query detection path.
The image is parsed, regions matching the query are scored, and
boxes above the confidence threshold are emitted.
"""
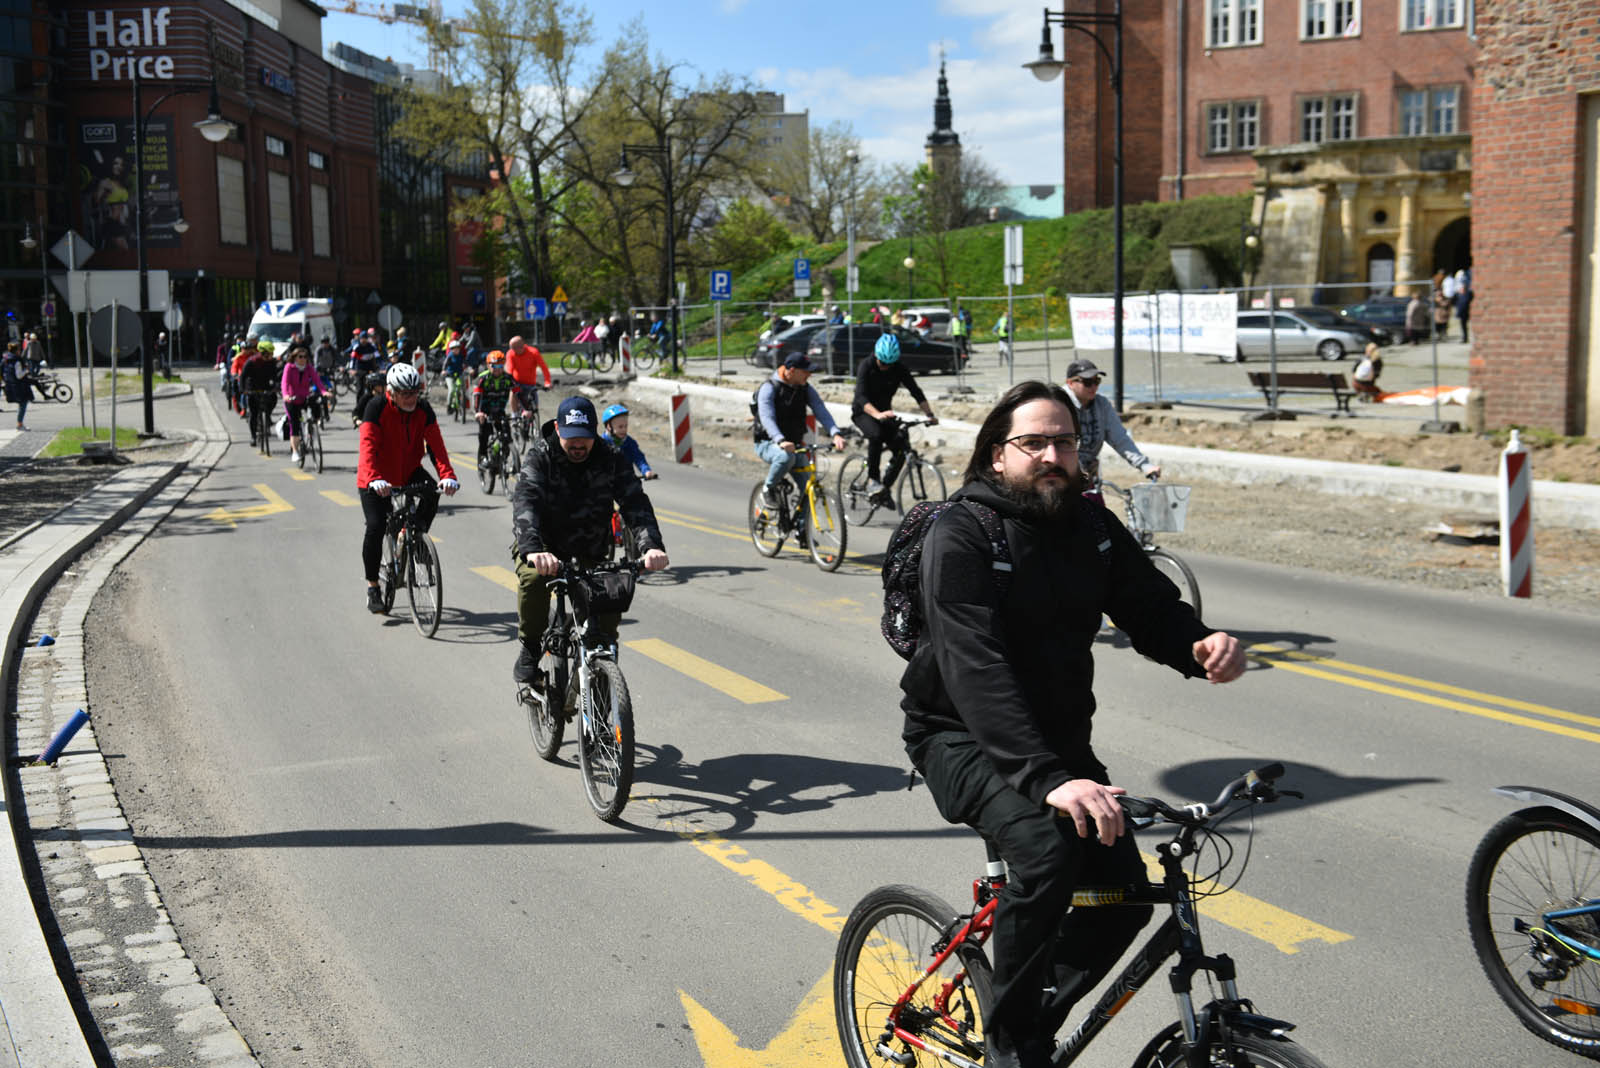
[764,121,883,243]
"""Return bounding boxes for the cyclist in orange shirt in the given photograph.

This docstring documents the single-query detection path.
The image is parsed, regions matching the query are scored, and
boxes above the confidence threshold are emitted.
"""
[505,335,552,434]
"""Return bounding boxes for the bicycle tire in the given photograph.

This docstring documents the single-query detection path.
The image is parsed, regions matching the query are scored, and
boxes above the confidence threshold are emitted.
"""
[503,442,521,498]
[406,532,442,638]
[378,533,398,613]
[807,486,848,571]
[480,449,497,494]
[748,483,785,557]
[527,600,568,761]
[896,456,948,513]
[560,351,585,375]
[591,350,615,373]
[1147,548,1202,620]
[834,884,992,1068]
[53,382,73,403]
[633,346,658,371]
[836,454,878,527]
[309,421,324,473]
[1132,1022,1332,1068]
[579,658,634,822]
[1467,807,1600,1060]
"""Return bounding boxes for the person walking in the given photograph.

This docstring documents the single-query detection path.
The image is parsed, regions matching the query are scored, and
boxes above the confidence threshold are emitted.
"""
[2,341,34,430]
[1431,280,1452,341]
[1405,292,1429,345]
[1453,269,1473,343]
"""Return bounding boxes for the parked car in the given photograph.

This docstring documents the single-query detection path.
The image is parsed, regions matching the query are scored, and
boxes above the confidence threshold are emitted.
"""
[749,322,829,369]
[806,323,968,375]
[898,306,954,339]
[757,313,827,344]
[1337,297,1409,344]
[1230,308,1383,362]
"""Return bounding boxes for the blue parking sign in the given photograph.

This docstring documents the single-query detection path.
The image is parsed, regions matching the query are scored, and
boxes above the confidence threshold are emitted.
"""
[794,258,811,281]
[710,270,732,300]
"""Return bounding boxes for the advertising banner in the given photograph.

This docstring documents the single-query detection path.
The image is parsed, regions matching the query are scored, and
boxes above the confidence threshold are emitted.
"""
[77,114,181,252]
[1068,292,1238,357]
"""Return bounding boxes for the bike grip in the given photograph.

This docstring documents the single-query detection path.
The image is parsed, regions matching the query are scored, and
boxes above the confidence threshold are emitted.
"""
[1117,796,1161,820]
[1248,763,1285,785]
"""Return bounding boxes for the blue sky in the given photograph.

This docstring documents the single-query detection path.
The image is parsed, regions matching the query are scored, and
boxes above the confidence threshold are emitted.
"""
[318,1,1063,186]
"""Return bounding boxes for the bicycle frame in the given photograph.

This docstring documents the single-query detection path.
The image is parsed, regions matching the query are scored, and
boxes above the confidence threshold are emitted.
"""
[544,567,623,709]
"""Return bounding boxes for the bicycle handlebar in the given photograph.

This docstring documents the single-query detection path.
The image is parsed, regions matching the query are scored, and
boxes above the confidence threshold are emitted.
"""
[1117,763,1289,826]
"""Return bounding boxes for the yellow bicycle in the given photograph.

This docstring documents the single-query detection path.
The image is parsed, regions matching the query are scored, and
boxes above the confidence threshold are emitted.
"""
[747,443,848,571]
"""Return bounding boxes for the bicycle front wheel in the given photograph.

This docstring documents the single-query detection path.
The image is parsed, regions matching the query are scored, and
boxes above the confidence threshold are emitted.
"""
[807,486,848,572]
[836,454,877,527]
[896,456,948,512]
[579,658,634,822]
[479,451,497,494]
[305,420,323,473]
[748,483,785,557]
[1467,807,1600,1059]
[503,441,521,498]
[591,350,615,373]
[1133,1023,1331,1068]
[1148,548,1202,620]
[405,532,442,638]
[560,351,585,375]
[834,885,992,1068]
[378,533,398,613]
[53,382,73,403]
[528,602,568,761]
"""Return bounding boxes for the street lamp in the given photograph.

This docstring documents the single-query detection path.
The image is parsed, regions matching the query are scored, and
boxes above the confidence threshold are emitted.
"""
[18,219,51,366]
[614,140,680,375]
[903,255,915,301]
[133,75,233,435]
[1025,2,1125,412]
[1240,222,1260,288]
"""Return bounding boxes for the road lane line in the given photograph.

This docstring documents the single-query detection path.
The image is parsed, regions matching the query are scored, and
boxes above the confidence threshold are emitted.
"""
[283,467,315,481]
[656,513,750,543]
[472,565,519,592]
[655,506,714,524]
[624,638,787,703]
[204,483,294,527]
[1249,646,1600,744]
[1141,855,1351,955]
[320,490,359,507]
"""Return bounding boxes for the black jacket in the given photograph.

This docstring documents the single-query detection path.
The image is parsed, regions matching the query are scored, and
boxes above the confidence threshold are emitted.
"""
[511,420,664,562]
[901,478,1213,807]
[852,357,926,417]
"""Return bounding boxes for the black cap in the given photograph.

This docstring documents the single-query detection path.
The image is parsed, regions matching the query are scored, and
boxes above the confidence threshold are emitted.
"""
[555,396,598,438]
[1066,358,1104,381]
[783,352,814,371]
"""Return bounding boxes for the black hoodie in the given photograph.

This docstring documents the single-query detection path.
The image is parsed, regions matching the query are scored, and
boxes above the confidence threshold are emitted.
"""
[511,419,664,562]
[900,478,1214,807]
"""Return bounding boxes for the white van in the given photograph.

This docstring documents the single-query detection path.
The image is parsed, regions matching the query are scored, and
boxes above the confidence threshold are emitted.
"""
[248,298,337,348]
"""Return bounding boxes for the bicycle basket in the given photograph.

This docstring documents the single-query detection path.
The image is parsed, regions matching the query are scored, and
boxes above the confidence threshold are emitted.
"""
[1128,484,1191,533]
[571,569,636,621]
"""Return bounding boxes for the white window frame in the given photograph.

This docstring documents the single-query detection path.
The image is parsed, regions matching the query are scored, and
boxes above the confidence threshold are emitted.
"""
[1402,0,1463,31]
[310,183,331,258]
[1300,93,1358,142]
[265,133,288,158]
[1399,86,1460,135]
[1207,0,1262,48]
[268,170,293,253]
[1302,0,1359,40]
[1205,99,1262,154]
[216,156,247,246]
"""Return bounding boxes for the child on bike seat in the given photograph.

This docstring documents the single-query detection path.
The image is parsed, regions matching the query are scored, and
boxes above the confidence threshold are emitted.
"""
[600,404,658,480]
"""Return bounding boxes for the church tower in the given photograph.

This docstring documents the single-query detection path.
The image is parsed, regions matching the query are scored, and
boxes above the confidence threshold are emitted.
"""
[925,53,961,176]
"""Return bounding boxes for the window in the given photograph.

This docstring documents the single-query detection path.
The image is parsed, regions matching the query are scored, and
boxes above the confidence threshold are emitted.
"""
[1207,0,1261,47]
[1300,93,1358,142]
[1402,0,1462,31]
[265,134,287,157]
[310,183,331,257]
[1302,0,1358,39]
[268,170,293,252]
[216,156,246,245]
[1205,100,1261,153]
[1400,86,1460,135]
[308,149,327,171]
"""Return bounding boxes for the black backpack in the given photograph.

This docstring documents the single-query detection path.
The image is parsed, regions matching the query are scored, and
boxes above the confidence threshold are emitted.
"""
[880,496,1112,660]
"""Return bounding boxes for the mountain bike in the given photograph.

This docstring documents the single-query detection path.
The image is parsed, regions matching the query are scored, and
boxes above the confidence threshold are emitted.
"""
[519,559,640,822]
[837,416,947,527]
[560,347,615,374]
[1467,785,1600,1060]
[1100,476,1202,619]
[513,385,541,452]
[445,369,469,423]
[834,764,1325,1068]
[245,389,277,456]
[628,335,660,372]
[747,443,848,571]
[478,412,520,497]
[294,398,324,473]
[31,369,73,403]
[376,480,444,638]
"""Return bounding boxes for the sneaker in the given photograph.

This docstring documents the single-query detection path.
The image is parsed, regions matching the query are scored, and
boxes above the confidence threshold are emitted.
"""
[866,478,885,494]
[870,489,896,509]
[366,586,386,614]
[760,484,782,511]
[290,449,301,463]
[513,644,542,684]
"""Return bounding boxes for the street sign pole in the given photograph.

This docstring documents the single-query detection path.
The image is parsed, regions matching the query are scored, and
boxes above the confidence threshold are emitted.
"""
[110,300,121,455]
[85,265,98,434]
[1004,225,1023,386]
[715,300,723,380]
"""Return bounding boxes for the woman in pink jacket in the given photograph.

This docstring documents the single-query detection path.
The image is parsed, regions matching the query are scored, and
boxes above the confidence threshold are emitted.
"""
[280,344,323,463]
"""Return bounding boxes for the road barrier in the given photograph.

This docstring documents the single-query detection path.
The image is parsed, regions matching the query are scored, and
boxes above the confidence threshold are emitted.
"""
[671,393,693,463]
[1498,429,1533,597]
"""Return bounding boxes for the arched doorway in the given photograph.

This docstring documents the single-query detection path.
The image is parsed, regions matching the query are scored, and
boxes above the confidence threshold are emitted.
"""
[1432,217,1472,276]
[1366,242,1396,295]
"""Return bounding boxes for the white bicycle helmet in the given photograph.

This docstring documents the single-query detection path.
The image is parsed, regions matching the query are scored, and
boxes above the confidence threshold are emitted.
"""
[386,363,423,391]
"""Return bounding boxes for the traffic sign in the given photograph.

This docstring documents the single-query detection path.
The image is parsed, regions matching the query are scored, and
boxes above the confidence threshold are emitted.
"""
[51,230,93,269]
[551,285,569,304]
[377,304,403,331]
[472,290,486,310]
[89,302,144,357]
[710,270,732,300]
[1004,225,1024,287]
[42,300,56,319]
[162,305,184,330]
[551,301,568,317]
[794,279,812,299]
[525,297,549,320]
[794,258,811,282]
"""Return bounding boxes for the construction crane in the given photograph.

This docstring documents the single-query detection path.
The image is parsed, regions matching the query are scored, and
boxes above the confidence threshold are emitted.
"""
[330,2,561,72]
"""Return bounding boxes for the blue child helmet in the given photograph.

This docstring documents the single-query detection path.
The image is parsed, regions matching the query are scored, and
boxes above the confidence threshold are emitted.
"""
[873,333,901,363]
[601,403,629,424]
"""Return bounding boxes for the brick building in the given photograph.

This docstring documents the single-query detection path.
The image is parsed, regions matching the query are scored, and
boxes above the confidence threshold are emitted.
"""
[1470,0,1599,434]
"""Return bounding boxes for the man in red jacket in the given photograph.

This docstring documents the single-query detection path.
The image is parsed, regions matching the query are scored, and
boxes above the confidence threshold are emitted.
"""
[357,363,460,614]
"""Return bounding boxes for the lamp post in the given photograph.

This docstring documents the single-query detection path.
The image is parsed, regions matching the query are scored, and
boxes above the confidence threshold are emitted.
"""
[1025,2,1125,412]
[132,74,234,435]
[613,139,680,375]
[903,255,915,302]
[1239,221,1260,289]
[18,218,51,366]
[845,151,859,323]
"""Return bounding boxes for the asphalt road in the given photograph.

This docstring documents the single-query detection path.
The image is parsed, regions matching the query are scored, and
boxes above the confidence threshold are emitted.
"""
[84,389,1600,1067]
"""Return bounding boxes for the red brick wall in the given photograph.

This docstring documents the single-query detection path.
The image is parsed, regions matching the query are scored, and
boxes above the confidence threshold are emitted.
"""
[1471,0,1600,433]
[1062,0,1166,213]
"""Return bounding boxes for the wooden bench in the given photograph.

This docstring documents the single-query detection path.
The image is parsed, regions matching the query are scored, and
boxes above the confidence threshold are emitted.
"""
[1246,371,1355,416]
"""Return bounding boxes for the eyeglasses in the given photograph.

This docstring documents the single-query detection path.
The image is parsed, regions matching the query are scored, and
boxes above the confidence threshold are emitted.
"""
[1003,433,1080,457]
[392,388,421,398]
[1072,378,1102,389]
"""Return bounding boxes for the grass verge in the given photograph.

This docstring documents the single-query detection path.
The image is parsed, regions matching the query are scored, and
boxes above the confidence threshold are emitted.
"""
[39,425,143,458]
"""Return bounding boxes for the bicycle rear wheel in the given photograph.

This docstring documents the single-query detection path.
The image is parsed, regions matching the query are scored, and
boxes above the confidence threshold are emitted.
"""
[591,350,615,373]
[1132,1023,1331,1068]
[579,658,634,822]
[807,486,848,571]
[479,450,497,494]
[308,419,324,473]
[1148,548,1202,620]
[53,382,73,403]
[896,456,948,513]
[560,351,585,375]
[748,483,785,557]
[836,454,877,527]
[405,531,442,638]
[527,603,568,761]
[834,885,991,1068]
[1467,807,1600,1059]
[378,533,398,613]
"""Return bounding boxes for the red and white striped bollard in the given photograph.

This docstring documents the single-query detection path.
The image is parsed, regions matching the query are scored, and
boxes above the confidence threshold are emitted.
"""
[619,334,632,376]
[671,393,693,464]
[1498,429,1533,598]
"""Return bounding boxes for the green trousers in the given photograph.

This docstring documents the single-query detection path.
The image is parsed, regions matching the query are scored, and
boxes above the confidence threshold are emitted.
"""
[515,557,622,650]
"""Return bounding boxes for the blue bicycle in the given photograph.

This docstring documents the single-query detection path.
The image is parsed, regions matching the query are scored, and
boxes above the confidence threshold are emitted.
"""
[1467,785,1600,1060]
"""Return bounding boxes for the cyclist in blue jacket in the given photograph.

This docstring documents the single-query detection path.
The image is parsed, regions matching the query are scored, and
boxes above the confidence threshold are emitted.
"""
[600,404,658,480]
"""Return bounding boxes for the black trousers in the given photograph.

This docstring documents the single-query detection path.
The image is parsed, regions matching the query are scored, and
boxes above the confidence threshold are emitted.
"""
[359,468,438,581]
[851,412,911,486]
[910,732,1151,1051]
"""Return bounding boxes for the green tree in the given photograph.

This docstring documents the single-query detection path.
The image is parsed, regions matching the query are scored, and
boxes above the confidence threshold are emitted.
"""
[693,199,796,277]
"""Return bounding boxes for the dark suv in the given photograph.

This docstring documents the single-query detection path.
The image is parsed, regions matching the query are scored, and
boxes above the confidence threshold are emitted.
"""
[805,323,967,376]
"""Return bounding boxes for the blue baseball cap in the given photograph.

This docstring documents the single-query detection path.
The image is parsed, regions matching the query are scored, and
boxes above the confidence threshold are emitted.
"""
[556,396,598,438]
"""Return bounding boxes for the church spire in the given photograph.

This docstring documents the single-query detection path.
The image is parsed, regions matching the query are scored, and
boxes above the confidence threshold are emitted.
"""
[927,50,959,150]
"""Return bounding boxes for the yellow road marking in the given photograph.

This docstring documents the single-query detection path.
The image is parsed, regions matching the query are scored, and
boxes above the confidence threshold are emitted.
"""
[624,639,786,704]
[472,565,519,592]
[320,489,359,507]
[1141,855,1351,955]
[1249,644,1599,744]
[205,483,294,528]
[455,456,477,471]
[284,467,315,481]
[679,971,835,1067]
[656,506,714,524]
[657,513,748,543]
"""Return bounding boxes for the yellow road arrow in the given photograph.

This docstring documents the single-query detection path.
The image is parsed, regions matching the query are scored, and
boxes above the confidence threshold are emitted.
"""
[680,969,838,1067]
[205,483,294,528]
